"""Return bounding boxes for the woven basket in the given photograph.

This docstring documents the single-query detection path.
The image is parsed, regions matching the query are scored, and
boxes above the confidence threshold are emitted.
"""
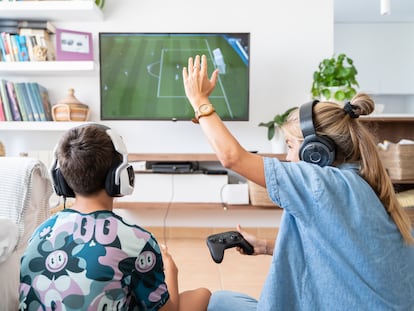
[0,141,5,157]
[247,180,278,207]
[378,143,414,180]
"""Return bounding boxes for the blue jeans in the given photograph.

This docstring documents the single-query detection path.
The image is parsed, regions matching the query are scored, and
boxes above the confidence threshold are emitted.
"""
[207,290,258,311]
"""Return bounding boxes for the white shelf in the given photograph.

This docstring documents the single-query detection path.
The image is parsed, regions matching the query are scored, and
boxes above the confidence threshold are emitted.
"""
[0,121,90,131]
[0,1,103,21]
[0,61,96,76]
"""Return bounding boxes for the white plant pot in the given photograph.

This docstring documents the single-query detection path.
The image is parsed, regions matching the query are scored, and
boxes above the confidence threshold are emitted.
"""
[271,128,287,154]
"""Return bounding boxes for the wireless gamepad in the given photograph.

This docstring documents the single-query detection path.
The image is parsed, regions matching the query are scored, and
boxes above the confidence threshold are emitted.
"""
[206,231,254,263]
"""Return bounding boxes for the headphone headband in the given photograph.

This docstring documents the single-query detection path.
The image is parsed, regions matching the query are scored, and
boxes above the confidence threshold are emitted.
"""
[51,123,135,198]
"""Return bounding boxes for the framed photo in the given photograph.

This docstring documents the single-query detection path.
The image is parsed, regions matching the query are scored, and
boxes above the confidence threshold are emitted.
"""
[56,29,93,61]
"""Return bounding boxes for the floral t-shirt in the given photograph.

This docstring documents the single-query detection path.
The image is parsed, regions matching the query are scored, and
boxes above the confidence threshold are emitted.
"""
[19,209,169,311]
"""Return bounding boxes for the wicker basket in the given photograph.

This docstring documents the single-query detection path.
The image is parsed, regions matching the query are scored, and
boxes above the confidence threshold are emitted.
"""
[378,143,414,180]
[247,180,278,207]
[0,141,5,157]
[405,208,414,226]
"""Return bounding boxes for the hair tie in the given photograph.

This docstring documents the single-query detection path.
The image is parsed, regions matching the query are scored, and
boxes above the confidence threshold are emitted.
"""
[343,102,359,119]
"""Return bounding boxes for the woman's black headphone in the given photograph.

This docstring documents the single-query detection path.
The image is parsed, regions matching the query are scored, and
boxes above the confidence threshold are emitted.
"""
[50,124,135,198]
[299,100,336,167]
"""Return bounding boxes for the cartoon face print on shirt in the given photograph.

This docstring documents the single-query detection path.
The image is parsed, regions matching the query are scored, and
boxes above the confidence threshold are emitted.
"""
[46,250,68,273]
[136,251,157,273]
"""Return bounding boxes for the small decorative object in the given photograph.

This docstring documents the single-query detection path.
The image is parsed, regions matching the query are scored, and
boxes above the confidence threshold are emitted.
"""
[0,141,5,157]
[259,107,297,153]
[311,53,359,102]
[56,28,93,61]
[33,45,48,61]
[52,88,90,122]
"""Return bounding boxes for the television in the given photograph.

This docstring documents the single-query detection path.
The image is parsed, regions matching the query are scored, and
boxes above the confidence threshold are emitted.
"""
[99,33,250,121]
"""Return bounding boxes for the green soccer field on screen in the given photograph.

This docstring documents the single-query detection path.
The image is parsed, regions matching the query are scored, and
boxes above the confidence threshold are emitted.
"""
[99,33,250,121]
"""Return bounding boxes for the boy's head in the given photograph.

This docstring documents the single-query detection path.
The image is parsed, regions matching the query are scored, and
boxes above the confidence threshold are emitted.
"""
[51,123,134,198]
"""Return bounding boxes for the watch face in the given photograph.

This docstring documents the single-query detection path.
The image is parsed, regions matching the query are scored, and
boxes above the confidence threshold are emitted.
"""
[200,104,212,113]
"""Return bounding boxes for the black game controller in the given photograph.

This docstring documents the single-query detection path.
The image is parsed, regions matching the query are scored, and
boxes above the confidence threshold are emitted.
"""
[206,231,254,263]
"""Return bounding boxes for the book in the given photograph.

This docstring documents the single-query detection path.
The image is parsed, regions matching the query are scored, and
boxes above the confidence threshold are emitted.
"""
[17,20,56,34]
[23,35,36,61]
[16,35,29,61]
[0,19,18,27]
[0,35,7,61]
[0,26,19,34]
[0,91,5,121]
[15,82,34,121]
[34,83,52,121]
[23,82,40,121]
[1,32,13,62]
[28,82,46,121]
[9,34,20,61]
[6,81,22,121]
[0,79,13,121]
[19,28,55,61]
[13,81,29,121]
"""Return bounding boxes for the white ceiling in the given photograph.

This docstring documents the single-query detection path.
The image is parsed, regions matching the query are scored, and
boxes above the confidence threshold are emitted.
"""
[335,0,414,23]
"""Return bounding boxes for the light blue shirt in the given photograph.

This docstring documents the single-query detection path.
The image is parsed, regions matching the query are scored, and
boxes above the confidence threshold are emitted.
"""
[259,157,414,311]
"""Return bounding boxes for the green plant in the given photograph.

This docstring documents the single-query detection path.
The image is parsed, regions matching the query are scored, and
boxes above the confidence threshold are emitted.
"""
[311,53,359,101]
[259,107,297,140]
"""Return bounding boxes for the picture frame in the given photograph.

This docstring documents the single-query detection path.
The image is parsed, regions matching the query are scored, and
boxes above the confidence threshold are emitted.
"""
[55,28,93,61]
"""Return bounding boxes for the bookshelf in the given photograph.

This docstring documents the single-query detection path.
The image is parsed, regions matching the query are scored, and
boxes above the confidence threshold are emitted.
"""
[0,121,87,131]
[0,61,95,76]
[0,1,103,21]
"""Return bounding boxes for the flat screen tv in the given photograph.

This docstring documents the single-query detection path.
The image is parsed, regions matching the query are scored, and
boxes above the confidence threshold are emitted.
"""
[99,33,250,121]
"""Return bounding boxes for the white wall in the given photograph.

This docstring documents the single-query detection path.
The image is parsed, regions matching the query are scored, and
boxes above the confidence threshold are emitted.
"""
[1,0,334,227]
[2,0,334,156]
[335,23,414,114]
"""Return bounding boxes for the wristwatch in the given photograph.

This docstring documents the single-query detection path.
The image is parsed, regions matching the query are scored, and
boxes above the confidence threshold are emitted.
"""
[192,104,216,124]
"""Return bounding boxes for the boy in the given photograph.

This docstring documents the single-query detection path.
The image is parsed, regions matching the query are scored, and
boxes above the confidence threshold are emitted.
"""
[19,123,210,310]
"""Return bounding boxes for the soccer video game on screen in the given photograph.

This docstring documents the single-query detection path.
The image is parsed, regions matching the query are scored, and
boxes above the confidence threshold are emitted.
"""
[99,33,250,121]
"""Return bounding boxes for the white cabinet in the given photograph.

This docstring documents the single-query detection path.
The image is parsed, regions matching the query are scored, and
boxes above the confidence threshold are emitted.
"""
[0,1,103,21]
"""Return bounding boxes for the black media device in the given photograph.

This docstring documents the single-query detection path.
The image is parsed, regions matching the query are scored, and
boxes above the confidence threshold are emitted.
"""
[151,162,195,173]
[206,231,254,264]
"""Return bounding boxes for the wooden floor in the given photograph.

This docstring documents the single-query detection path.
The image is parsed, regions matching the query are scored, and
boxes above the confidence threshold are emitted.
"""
[114,206,278,300]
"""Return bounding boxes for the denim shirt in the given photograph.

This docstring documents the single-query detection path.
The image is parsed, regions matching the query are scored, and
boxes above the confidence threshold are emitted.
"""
[259,157,414,311]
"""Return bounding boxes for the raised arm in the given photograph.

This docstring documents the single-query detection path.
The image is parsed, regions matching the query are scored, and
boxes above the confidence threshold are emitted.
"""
[182,55,265,187]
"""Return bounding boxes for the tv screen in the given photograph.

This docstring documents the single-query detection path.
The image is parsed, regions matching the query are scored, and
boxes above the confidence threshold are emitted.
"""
[99,33,250,121]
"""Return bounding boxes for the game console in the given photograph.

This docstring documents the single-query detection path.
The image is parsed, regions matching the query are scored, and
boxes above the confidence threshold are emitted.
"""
[206,231,254,263]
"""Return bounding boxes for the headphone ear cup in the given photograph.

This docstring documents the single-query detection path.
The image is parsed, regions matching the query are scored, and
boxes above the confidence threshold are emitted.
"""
[51,166,75,198]
[105,164,120,197]
[299,135,335,167]
[105,163,135,197]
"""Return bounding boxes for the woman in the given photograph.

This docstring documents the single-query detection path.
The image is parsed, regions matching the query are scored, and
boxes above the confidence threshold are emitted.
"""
[182,55,414,311]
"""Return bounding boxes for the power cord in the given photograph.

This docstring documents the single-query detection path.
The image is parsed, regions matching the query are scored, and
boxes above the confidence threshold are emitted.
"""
[162,174,175,246]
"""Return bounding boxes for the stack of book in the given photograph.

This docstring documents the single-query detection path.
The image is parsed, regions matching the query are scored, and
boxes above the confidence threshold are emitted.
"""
[0,18,56,62]
[0,79,53,121]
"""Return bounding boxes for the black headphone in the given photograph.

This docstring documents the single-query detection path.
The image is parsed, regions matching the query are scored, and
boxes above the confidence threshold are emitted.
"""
[51,124,135,198]
[299,100,336,167]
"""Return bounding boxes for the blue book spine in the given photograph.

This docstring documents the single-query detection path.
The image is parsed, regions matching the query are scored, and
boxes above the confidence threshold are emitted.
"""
[23,82,40,121]
[35,83,52,121]
[16,35,29,62]
[15,82,34,121]
[29,82,46,121]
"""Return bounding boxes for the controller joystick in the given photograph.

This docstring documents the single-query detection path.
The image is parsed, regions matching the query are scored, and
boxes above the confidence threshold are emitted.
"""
[206,231,254,263]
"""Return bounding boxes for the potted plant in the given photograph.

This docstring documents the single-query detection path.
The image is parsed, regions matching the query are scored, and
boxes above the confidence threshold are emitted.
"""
[259,107,297,153]
[311,53,359,102]
[259,107,297,140]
